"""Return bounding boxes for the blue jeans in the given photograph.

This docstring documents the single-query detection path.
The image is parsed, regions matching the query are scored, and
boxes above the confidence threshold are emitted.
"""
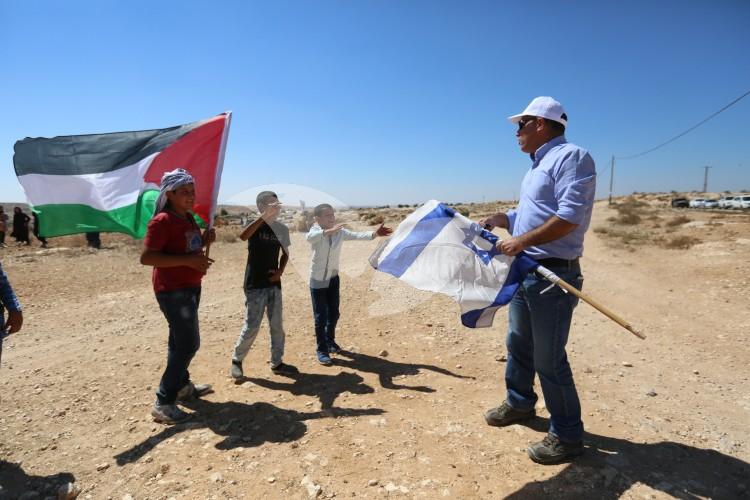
[505,263,584,442]
[155,287,201,405]
[310,275,340,354]
[232,287,285,367]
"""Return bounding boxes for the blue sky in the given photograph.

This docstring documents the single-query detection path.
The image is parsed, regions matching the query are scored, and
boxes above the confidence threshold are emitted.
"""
[1,1,748,206]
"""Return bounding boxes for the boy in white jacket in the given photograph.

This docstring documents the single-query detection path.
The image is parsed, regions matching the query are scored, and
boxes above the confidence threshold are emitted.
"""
[306,204,392,365]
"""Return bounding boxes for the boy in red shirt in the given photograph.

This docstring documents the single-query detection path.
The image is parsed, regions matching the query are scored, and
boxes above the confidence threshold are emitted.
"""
[141,168,215,424]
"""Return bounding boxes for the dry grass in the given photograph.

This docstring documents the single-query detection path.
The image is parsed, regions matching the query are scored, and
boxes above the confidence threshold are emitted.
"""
[593,226,651,246]
[666,215,691,227]
[607,197,652,226]
[662,235,698,250]
[608,212,642,225]
[216,225,243,243]
[368,215,385,225]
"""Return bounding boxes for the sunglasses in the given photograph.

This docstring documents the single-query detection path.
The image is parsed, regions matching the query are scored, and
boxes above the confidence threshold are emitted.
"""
[517,117,537,131]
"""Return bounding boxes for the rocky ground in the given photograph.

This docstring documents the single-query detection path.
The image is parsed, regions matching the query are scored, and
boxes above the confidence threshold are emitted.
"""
[0,196,749,499]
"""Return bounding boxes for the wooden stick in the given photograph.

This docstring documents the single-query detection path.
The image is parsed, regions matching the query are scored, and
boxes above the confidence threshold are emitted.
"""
[536,265,646,340]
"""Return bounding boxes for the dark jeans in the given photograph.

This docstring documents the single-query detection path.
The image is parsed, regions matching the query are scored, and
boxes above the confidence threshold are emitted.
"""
[155,287,201,405]
[505,263,584,442]
[310,276,340,354]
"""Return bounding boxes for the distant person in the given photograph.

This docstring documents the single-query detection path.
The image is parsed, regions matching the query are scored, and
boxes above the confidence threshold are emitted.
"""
[11,207,30,245]
[306,204,392,365]
[0,207,8,247]
[140,168,215,424]
[85,231,101,249]
[479,97,596,465]
[32,212,48,248]
[0,260,23,366]
[230,191,296,381]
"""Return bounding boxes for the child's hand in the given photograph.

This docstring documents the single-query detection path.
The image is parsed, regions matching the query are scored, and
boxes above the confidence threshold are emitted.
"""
[268,269,283,283]
[203,228,216,244]
[375,223,393,237]
[261,203,282,222]
[4,310,23,334]
[186,254,215,273]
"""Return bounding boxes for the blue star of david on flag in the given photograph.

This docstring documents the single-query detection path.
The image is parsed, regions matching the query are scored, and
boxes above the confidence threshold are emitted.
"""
[371,200,539,328]
[461,222,502,264]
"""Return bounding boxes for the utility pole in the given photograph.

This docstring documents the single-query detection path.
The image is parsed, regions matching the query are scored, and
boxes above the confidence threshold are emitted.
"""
[608,155,615,205]
[702,165,712,193]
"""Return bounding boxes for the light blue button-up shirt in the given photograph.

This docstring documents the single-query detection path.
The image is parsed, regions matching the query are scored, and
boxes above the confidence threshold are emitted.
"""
[506,135,596,260]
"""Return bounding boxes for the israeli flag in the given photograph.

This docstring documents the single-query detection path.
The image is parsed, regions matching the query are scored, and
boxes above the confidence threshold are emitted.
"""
[369,200,539,328]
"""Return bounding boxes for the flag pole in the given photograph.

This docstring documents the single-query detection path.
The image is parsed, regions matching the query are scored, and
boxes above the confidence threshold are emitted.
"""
[535,265,646,339]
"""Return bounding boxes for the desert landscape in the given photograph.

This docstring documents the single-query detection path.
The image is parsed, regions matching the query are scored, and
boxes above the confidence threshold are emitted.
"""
[1,195,749,499]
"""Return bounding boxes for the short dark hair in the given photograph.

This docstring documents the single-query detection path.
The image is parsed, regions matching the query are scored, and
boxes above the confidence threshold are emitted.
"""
[544,114,566,135]
[314,203,334,217]
[256,191,278,207]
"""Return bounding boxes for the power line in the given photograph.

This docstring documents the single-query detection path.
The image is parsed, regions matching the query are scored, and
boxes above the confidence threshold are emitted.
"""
[616,88,750,160]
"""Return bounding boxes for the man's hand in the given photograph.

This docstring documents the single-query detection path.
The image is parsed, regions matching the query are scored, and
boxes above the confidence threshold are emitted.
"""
[4,310,23,334]
[498,237,526,256]
[324,224,345,236]
[186,253,214,274]
[268,269,283,283]
[375,223,393,237]
[478,213,508,230]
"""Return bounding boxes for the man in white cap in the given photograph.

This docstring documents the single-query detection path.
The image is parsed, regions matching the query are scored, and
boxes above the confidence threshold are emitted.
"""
[479,96,596,464]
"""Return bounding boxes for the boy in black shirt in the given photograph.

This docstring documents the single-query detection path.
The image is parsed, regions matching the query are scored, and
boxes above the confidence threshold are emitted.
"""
[230,191,296,379]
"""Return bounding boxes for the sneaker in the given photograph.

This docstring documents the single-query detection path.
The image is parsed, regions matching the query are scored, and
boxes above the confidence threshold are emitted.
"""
[484,400,536,427]
[176,382,213,402]
[271,362,298,375]
[317,352,333,366]
[527,433,584,464]
[230,360,244,380]
[151,401,192,424]
[327,341,342,354]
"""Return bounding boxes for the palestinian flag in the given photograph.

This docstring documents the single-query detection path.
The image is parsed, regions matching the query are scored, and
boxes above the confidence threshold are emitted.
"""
[13,112,231,238]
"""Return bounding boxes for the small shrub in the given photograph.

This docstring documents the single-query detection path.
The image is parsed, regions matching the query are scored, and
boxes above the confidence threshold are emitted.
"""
[665,215,691,227]
[663,235,697,250]
[616,212,642,225]
[217,226,242,243]
[369,215,385,225]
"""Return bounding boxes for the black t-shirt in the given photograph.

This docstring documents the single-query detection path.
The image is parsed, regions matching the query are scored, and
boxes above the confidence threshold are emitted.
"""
[244,220,291,289]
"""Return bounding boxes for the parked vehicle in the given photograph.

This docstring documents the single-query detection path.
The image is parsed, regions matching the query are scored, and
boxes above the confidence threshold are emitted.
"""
[671,198,689,208]
[718,195,736,209]
[703,199,719,209]
[736,195,750,209]
[689,198,706,208]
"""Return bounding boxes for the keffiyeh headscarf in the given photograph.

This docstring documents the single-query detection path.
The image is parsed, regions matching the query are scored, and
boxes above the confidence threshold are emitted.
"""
[153,168,195,216]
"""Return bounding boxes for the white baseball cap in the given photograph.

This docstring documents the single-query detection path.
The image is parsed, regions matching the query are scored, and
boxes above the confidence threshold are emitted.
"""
[508,96,567,127]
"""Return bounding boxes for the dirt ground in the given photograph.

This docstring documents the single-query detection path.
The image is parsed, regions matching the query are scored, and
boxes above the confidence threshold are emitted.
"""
[1,197,749,499]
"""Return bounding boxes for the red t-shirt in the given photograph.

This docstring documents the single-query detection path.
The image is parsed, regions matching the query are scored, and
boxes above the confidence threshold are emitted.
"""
[144,211,205,293]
